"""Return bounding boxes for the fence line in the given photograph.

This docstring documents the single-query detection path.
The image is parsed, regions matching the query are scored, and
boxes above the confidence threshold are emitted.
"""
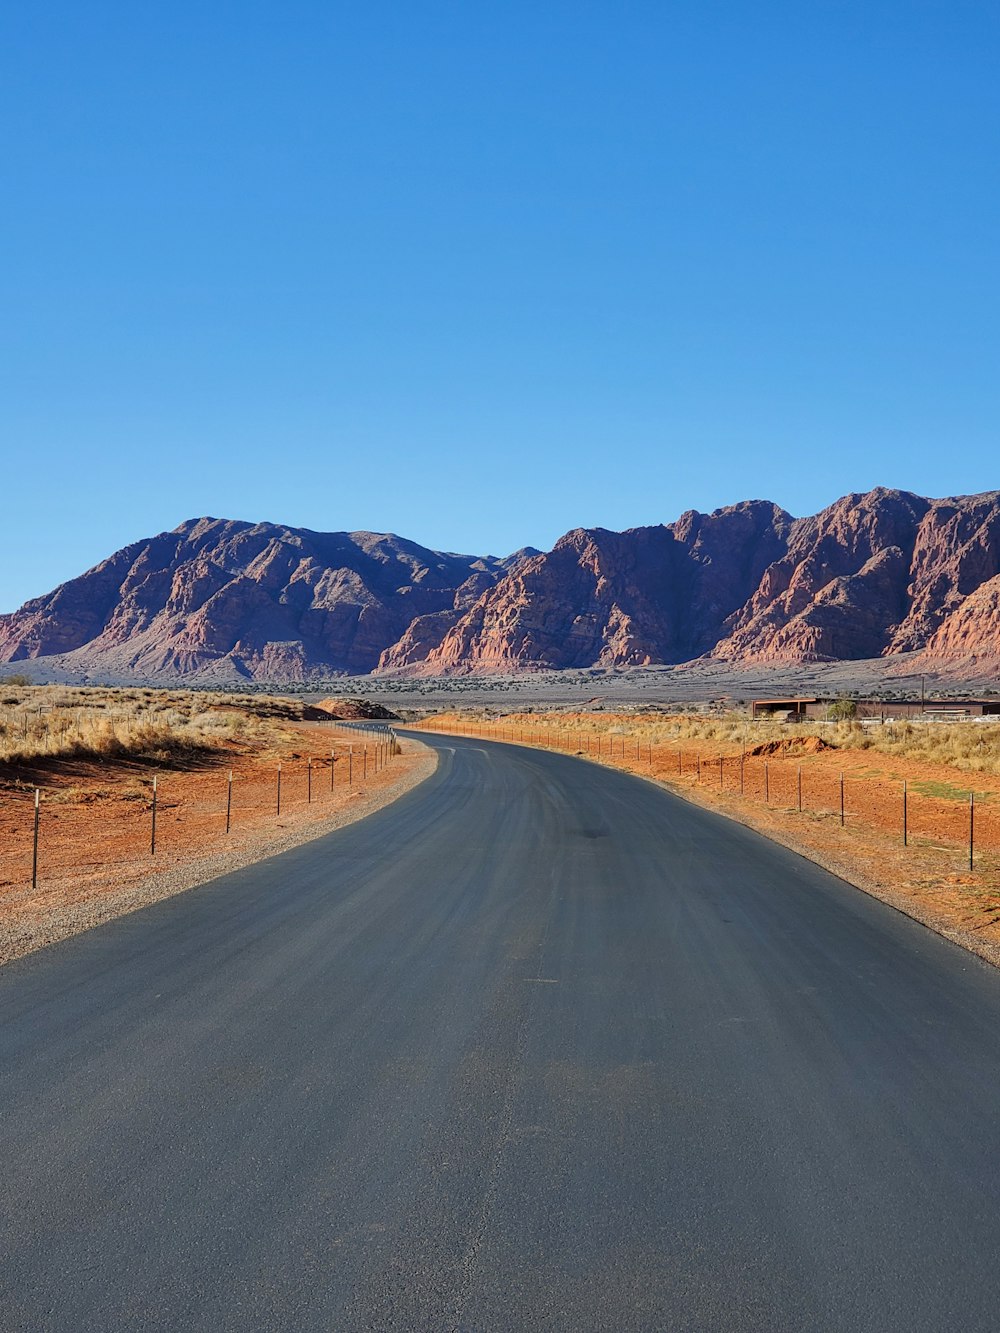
[416,716,994,872]
[5,723,400,893]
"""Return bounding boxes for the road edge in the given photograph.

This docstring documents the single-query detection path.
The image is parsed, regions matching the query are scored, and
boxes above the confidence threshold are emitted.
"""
[1,736,439,968]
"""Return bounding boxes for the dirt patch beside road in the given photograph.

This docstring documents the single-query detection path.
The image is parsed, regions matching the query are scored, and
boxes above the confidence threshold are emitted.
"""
[0,726,435,966]
[747,736,831,756]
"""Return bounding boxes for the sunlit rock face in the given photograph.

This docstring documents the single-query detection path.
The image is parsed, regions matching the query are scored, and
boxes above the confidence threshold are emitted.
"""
[3,490,1000,681]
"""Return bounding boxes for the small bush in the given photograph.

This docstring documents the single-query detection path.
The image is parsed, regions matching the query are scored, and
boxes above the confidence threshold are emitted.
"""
[826,699,858,721]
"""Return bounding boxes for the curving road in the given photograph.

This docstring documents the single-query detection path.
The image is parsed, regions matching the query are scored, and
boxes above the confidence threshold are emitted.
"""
[3,733,1000,1330]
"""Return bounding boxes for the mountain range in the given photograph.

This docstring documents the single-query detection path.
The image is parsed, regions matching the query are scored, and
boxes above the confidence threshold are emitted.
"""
[2,488,999,682]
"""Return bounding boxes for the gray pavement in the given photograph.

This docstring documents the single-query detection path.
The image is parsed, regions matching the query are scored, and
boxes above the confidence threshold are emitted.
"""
[2,733,1000,1330]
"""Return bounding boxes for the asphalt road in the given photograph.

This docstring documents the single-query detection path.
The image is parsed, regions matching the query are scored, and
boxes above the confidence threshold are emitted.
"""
[3,733,1000,1331]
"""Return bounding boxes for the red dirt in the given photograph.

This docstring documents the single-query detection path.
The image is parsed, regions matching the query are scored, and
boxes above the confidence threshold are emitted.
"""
[746,736,831,756]
[0,724,429,964]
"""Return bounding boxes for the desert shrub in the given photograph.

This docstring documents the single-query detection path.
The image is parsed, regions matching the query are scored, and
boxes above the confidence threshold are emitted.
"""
[826,699,858,721]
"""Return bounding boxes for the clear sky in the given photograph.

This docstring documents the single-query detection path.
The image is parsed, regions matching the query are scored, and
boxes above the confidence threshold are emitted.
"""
[2,1,998,611]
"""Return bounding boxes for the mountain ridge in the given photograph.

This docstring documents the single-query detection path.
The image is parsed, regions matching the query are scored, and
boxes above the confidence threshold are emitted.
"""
[2,490,999,681]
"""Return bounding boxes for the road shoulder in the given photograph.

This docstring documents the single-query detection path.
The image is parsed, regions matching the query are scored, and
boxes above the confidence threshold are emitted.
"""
[0,737,437,967]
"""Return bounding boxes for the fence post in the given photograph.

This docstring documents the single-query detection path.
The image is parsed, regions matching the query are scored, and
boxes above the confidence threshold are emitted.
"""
[840,773,845,827]
[764,762,769,804]
[226,769,233,834]
[797,765,802,813]
[331,751,335,791]
[740,752,744,794]
[277,763,281,816]
[32,788,40,889]
[970,792,975,871]
[718,756,723,788]
[903,780,907,846]
[151,774,157,855]
[349,746,353,785]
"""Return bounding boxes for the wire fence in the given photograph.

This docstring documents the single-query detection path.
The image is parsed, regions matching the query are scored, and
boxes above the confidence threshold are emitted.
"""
[2,723,399,895]
[416,716,996,871]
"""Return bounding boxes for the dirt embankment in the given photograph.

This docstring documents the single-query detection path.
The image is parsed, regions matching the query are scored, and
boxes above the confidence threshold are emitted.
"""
[419,711,1000,967]
[0,724,434,966]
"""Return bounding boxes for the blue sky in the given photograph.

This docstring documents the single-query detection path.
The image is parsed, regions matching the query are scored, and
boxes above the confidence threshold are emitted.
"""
[2,1,998,611]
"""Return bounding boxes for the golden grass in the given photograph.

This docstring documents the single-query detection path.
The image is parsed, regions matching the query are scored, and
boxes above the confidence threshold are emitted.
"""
[421,709,1000,777]
[0,685,307,766]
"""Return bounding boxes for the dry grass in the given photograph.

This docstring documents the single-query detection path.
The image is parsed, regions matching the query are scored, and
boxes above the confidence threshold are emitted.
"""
[0,685,307,767]
[427,709,1000,777]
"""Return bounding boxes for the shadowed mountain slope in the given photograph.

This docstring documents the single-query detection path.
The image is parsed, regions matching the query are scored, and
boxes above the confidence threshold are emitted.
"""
[2,491,999,680]
[0,519,529,680]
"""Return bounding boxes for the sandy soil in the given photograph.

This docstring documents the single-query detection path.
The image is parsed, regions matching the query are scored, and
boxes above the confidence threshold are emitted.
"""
[420,713,1000,967]
[0,726,435,966]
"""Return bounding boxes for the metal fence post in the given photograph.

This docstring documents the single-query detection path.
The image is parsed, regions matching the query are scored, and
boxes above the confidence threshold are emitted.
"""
[277,763,281,816]
[151,774,157,855]
[970,792,975,871]
[32,788,40,889]
[903,780,907,846]
[226,769,232,834]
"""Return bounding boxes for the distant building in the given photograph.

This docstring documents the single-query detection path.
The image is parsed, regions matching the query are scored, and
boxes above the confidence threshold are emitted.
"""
[751,697,1000,721]
[751,698,817,720]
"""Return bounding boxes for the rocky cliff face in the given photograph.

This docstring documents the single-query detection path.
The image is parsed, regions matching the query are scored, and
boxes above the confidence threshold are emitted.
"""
[710,489,932,663]
[710,489,1000,667]
[3,491,999,681]
[393,501,792,674]
[0,519,519,680]
[914,572,1000,676]
[383,488,1000,675]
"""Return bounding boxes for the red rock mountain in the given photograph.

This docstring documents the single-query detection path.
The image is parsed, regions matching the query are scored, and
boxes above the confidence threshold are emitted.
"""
[0,519,530,680]
[2,491,999,680]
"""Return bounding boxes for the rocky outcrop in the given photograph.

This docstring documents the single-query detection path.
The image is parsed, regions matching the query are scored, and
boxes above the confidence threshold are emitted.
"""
[309,697,400,721]
[886,493,1000,651]
[915,574,1000,674]
[712,489,932,662]
[386,487,1000,675]
[403,500,792,674]
[0,519,514,680]
[2,491,999,680]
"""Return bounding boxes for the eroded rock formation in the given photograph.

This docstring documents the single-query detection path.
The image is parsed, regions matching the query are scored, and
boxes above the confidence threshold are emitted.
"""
[2,490,999,680]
